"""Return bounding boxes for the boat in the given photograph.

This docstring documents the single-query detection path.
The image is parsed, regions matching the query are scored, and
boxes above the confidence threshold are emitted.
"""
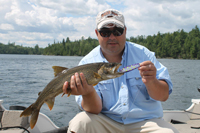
[1,90,200,133]
[0,100,67,133]
[163,99,200,132]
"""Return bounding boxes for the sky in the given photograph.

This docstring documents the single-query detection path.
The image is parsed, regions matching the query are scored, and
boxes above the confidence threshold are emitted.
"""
[0,0,200,48]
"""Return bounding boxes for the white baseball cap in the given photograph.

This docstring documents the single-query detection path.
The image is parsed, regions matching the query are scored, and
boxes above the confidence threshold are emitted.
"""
[96,9,125,29]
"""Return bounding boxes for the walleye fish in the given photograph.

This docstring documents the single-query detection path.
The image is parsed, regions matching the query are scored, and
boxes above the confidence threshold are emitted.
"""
[20,62,124,129]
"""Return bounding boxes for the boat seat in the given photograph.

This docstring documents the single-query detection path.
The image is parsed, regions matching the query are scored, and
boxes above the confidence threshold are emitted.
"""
[0,110,29,133]
[0,111,3,124]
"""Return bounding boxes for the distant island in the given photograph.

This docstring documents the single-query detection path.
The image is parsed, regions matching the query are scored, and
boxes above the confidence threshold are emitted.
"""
[0,25,199,59]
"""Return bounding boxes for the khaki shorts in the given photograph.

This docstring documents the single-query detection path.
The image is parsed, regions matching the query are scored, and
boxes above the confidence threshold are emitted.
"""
[67,112,179,133]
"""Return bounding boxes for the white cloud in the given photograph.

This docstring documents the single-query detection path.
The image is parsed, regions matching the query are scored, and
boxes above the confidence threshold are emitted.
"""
[0,24,14,30]
[123,0,200,37]
[0,0,199,47]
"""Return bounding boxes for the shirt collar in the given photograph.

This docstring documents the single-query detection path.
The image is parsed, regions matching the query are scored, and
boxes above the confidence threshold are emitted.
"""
[99,47,108,62]
[121,42,127,62]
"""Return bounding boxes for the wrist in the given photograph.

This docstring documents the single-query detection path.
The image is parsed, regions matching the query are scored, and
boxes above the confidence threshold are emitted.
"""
[82,87,96,97]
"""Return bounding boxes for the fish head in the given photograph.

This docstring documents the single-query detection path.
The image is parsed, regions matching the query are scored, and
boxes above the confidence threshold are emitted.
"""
[98,63,124,80]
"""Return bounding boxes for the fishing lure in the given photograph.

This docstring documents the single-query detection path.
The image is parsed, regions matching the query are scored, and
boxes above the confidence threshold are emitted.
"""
[120,63,140,72]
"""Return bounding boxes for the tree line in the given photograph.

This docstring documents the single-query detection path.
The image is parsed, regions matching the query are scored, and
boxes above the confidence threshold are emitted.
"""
[0,42,43,55]
[0,25,200,59]
[43,37,99,56]
[128,25,200,59]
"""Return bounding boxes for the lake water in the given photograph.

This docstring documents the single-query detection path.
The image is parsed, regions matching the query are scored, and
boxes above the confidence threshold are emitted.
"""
[0,54,200,127]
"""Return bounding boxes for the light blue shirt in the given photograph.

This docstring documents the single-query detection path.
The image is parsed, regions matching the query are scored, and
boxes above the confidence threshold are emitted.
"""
[75,41,173,124]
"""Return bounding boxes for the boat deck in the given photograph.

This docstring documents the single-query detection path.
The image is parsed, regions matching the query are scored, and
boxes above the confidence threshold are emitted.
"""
[1,113,200,133]
[1,99,200,133]
[171,119,200,133]
[163,99,200,133]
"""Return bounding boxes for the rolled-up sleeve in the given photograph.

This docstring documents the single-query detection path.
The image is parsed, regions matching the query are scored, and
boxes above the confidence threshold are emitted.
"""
[150,52,173,95]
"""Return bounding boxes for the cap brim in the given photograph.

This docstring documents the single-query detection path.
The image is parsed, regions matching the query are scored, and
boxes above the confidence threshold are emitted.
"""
[97,19,124,29]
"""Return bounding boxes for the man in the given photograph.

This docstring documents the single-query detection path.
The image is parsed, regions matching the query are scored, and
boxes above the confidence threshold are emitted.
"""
[63,9,178,133]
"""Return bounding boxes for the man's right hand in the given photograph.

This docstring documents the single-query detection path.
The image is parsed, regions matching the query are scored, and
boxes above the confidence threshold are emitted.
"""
[62,72,95,96]
[62,72,102,114]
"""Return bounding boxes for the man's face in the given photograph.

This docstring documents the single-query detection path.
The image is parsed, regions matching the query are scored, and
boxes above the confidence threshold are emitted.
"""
[95,26,126,57]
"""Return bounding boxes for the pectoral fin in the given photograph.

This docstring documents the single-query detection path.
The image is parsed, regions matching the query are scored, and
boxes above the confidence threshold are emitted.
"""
[45,98,55,110]
[67,93,71,97]
[93,83,98,86]
[61,92,71,97]
[67,89,72,97]
[52,66,68,77]
[94,72,101,79]
[61,93,65,97]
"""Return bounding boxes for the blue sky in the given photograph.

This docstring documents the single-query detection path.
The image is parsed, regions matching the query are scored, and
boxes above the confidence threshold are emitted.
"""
[0,0,199,48]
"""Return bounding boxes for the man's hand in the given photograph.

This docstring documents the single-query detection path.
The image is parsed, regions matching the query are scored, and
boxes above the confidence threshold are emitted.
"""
[62,72,95,96]
[138,61,169,101]
[138,61,157,84]
[62,72,102,114]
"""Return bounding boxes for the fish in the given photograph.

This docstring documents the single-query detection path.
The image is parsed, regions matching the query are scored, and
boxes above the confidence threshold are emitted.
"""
[20,62,124,129]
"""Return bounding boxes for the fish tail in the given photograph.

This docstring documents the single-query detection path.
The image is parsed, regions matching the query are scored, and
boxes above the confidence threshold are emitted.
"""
[20,103,40,129]
[20,104,34,117]
[30,109,40,129]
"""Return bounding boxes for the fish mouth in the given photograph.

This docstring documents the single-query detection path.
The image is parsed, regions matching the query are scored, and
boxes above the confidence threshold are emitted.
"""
[106,64,124,79]
[112,63,122,73]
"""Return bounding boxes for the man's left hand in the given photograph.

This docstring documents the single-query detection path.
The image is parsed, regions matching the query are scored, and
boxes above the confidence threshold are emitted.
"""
[138,61,157,84]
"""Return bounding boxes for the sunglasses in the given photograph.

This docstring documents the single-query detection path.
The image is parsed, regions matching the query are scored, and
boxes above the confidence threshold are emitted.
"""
[97,27,124,37]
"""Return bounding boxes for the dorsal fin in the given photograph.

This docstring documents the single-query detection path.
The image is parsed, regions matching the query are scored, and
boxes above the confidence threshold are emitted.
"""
[38,91,42,96]
[52,66,68,77]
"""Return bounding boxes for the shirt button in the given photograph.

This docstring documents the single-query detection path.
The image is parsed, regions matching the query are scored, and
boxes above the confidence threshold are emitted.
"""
[123,103,126,106]
[123,117,126,119]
